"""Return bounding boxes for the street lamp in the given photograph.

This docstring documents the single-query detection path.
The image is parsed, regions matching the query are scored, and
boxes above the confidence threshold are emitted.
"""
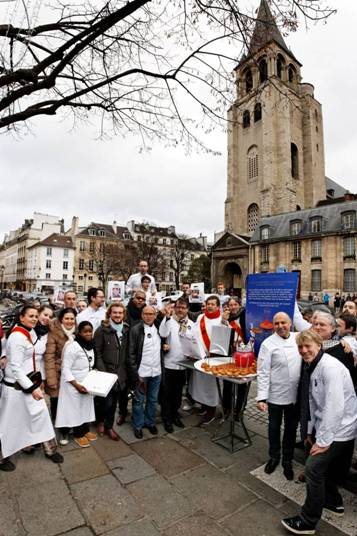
[83,273,87,294]
[0,265,5,291]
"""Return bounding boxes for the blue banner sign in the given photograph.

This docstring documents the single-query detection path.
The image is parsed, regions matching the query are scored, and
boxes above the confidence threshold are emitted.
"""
[246,272,299,355]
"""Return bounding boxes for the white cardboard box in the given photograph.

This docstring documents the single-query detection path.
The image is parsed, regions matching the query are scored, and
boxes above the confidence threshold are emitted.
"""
[82,370,118,397]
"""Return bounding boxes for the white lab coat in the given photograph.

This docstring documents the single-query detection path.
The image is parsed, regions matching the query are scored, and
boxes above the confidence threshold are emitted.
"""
[159,316,195,370]
[55,341,95,428]
[189,314,221,406]
[0,330,55,458]
[33,332,48,380]
[307,353,357,447]
[76,306,106,333]
[126,272,156,294]
[257,332,301,405]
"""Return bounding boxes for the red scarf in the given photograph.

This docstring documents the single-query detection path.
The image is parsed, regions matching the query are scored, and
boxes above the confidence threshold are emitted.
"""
[200,310,221,352]
[11,326,36,371]
[229,320,243,339]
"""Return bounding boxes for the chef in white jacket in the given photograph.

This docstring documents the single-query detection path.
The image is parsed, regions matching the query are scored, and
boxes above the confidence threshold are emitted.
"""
[126,260,156,295]
[56,321,96,448]
[282,329,357,536]
[189,295,230,425]
[159,298,195,432]
[257,312,301,481]
[0,305,60,471]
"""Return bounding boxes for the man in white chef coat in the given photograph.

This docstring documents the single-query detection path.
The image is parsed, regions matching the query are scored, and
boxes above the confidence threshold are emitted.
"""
[126,261,156,296]
[76,288,106,333]
[282,329,357,536]
[257,312,301,481]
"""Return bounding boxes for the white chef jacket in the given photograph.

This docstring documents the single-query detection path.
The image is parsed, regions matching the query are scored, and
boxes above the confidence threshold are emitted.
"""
[159,316,195,370]
[307,353,357,447]
[0,329,55,457]
[126,272,156,294]
[76,306,106,333]
[293,302,311,331]
[138,324,161,378]
[257,332,301,405]
[55,341,95,428]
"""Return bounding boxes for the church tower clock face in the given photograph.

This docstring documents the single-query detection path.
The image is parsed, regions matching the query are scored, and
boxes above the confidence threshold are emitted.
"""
[225,0,326,237]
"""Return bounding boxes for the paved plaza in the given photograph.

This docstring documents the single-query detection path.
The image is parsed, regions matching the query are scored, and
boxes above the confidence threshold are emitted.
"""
[1,392,356,536]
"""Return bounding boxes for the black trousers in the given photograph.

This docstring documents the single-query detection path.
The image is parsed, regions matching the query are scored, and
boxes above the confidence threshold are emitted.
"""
[161,368,186,424]
[73,423,90,438]
[301,439,355,527]
[96,385,128,429]
[50,397,70,435]
[267,402,299,463]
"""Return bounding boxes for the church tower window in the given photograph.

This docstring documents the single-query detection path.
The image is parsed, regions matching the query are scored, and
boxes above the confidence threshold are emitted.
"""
[288,64,296,83]
[276,54,285,79]
[243,110,250,128]
[291,143,299,179]
[247,145,259,182]
[259,58,268,83]
[245,69,253,93]
[247,203,259,232]
[254,103,262,122]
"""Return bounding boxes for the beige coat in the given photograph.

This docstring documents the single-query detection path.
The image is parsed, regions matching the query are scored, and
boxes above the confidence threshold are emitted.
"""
[44,319,72,397]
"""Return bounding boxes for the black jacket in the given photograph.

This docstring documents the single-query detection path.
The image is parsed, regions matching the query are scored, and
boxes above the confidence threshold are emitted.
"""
[126,320,164,387]
[93,320,129,388]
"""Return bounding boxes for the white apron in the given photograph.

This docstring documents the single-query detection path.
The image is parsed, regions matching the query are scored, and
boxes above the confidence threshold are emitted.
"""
[0,330,55,458]
[55,341,95,428]
[189,314,221,407]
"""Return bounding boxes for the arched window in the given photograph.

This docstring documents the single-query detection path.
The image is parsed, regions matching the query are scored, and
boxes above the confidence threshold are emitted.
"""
[259,58,268,83]
[245,69,253,93]
[254,103,262,122]
[291,143,299,179]
[276,54,285,79]
[243,110,250,128]
[247,145,259,182]
[288,64,296,83]
[248,203,260,233]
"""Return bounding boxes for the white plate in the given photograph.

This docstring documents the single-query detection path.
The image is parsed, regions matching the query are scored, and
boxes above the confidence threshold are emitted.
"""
[194,358,256,380]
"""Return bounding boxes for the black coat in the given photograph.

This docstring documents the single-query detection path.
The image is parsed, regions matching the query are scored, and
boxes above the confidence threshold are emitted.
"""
[93,320,129,389]
[126,320,164,387]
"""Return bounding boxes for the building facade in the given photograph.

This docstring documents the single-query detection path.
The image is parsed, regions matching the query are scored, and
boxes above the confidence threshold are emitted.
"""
[211,0,355,297]
[26,234,75,293]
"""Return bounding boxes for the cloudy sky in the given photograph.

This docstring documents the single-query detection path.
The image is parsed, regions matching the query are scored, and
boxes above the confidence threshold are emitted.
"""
[0,0,356,243]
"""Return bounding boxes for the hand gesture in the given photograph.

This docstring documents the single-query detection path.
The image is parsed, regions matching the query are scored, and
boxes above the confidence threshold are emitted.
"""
[76,383,88,394]
[257,401,268,412]
[32,387,43,400]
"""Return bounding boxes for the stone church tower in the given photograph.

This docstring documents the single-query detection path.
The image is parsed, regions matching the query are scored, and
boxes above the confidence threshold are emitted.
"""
[225,0,326,236]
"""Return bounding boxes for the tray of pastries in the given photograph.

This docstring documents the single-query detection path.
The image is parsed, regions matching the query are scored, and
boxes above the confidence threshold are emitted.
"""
[194,357,257,379]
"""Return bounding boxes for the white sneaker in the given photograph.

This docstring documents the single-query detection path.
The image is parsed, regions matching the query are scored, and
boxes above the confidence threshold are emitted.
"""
[59,435,69,446]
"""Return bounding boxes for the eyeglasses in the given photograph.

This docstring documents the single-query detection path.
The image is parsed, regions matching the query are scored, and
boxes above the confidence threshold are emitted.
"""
[135,297,146,301]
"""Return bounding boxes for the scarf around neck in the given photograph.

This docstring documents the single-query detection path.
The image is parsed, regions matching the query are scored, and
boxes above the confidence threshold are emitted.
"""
[173,313,189,334]
[35,323,49,338]
[74,334,94,351]
[300,348,324,440]
[204,310,221,320]
[110,319,123,336]
[61,324,76,340]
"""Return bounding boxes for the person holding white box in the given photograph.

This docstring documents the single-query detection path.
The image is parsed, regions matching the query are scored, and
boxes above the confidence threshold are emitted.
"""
[56,321,97,448]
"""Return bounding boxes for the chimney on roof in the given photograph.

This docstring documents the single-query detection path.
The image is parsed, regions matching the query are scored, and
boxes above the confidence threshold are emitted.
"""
[112,220,117,235]
[70,216,79,238]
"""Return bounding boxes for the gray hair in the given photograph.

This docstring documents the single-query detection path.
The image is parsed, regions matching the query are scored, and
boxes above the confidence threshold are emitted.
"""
[312,310,336,329]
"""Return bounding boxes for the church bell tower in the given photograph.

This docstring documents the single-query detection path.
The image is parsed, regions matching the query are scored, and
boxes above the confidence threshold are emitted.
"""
[224,0,326,236]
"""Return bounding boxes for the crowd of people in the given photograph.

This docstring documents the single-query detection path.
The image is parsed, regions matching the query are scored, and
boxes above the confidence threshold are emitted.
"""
[0,260,356,536]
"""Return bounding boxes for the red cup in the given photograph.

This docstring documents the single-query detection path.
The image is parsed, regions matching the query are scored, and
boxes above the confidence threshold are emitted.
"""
[233,351,255,368]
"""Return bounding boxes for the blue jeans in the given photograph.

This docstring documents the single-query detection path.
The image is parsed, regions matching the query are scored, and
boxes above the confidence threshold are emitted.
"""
[132,375,161,430]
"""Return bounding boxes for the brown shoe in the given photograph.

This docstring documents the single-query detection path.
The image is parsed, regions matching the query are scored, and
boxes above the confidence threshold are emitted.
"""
[85,432,97,442]
[105,428,119,441]
[74,436,90,448]
[97,422,105,436]
[116,415,126,426]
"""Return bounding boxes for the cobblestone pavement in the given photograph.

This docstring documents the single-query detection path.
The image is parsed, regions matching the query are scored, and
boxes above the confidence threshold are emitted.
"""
[0,391,354,536]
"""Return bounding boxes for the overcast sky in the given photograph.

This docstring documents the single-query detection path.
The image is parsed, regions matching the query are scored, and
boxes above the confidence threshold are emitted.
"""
[0,0,356,243]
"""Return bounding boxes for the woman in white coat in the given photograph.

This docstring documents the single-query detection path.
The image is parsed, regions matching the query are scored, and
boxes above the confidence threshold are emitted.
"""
[189,295,230,424]
[0,305,62,471]
[56,321,97,448]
